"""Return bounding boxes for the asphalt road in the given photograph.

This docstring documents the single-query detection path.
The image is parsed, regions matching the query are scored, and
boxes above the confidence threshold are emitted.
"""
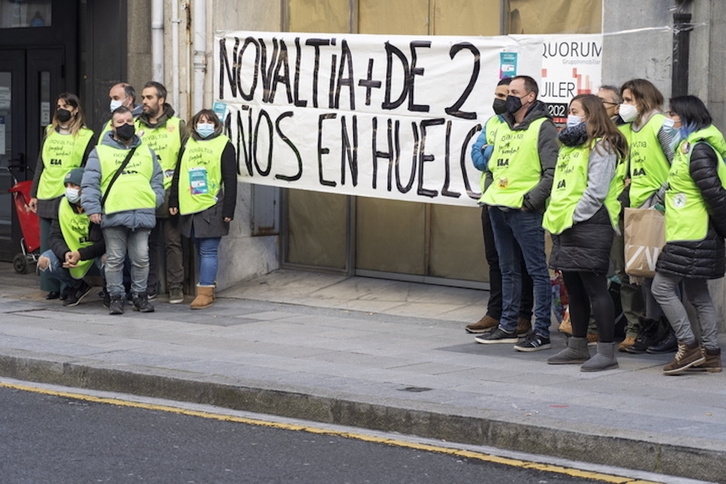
[0,383,631,484]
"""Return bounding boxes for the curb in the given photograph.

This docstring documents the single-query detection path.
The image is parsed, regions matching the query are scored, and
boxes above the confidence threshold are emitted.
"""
[1,354,723,482]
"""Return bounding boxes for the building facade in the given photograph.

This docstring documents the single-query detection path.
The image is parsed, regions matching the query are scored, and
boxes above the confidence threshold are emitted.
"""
[1,0,723,317]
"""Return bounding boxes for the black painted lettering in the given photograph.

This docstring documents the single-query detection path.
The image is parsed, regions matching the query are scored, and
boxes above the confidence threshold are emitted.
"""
[340,115,358,187]
[417,118,445,198]
[382,42,410,110]
[445,43,479,120]
[408,41,431,113]
[317,113,337,187]
[275,111,303,182]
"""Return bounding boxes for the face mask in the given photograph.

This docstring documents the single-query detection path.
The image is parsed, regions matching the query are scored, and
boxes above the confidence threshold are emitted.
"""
[110,99,123,112]
[57,108,72,123]
[505,95,525,114]
[196,123,215,139]
[566,115,583,128]
[492,98,507,115]
[65,187,81,204]
[115,123,135,141]
[619,103,638,123]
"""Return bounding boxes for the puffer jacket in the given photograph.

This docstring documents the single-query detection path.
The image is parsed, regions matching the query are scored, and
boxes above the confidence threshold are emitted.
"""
[656,141,726,279]
[548,206,614,273]
[80,133,164,230]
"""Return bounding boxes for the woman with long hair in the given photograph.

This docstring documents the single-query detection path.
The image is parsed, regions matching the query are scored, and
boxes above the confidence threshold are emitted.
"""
[29,93,96,299]
[617,79,680,355]
[544,94,628,371]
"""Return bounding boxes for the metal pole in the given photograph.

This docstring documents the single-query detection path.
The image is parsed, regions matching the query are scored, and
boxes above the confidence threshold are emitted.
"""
[672,12,692,97]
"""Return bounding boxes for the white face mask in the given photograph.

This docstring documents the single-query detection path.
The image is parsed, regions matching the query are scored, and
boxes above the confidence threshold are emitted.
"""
[110,99,123,112]
[619,103,638,123]
[196,123,215,138]
[65,187,81,204]
[566,115,583,128]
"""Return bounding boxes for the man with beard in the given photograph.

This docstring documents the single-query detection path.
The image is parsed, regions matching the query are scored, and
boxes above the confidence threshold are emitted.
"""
[138,81,187,303]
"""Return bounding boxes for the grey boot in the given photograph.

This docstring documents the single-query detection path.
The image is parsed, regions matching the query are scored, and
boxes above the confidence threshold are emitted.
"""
[547,337,590,365]
[581,342,619,372]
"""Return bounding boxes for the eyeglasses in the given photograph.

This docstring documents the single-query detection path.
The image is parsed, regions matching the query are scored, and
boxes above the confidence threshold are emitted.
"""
[600,101,618,106]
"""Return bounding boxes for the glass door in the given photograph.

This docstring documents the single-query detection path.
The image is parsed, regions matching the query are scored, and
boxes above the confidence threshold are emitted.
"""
[0,50,25,261]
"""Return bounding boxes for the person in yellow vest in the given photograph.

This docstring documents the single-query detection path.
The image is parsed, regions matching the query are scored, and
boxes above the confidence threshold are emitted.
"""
[138,81,186,303]
[37,168,105,307]
[594,85,646,350]
[651,95,726,374]
[81,106,164,315]
[475,75,558,351]
[544,94,629,371]
[618,79,680,355]
[169,109,237,310]
[29,93,96,300]
[466,77,535,337]
[97,82,143,143]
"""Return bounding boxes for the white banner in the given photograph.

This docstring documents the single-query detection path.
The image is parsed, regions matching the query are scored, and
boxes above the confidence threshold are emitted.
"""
[214,31,601,207]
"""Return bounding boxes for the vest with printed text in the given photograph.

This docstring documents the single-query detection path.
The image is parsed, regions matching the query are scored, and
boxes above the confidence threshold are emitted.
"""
[542,140,623,235]
[665,126,726,242]
[628,113,670,208]
[178,135,228,215]
[480,118,546,209]
[478,115,505,195]
[96,144,156,214]
[37,127,94,200]
[57,200,94,279]
[138,117,182,189]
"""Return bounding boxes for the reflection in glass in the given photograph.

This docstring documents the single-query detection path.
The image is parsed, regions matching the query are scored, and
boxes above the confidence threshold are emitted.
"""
[0,0,52,29]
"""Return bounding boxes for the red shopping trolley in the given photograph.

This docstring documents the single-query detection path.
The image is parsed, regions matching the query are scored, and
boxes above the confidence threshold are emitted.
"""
[8,176,40,274]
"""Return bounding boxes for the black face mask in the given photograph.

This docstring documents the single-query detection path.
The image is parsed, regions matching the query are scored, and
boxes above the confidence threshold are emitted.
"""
[115,123,135,141]
[492,98,507,115]
[57,108,72,123]
[504,95,524,114]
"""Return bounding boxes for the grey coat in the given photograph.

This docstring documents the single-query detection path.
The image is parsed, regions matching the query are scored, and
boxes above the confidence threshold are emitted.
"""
[80,133,164,230]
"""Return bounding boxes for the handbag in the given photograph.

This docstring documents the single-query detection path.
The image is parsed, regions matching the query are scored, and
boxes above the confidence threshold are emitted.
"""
[623,207,666,279]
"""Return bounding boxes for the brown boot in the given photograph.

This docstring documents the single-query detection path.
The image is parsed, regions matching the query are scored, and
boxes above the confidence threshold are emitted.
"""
[515,317,532,337]
[687,347,722,373]
[465,315,499,334]
[190,284,215,310]
[663,341,706,375]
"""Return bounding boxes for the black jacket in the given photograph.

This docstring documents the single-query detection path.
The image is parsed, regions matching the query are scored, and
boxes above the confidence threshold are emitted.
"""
[656,142,726,279]
[548,206,613,274]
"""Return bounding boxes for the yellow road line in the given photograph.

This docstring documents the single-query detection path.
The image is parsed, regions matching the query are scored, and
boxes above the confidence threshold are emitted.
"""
[1,381,661,484]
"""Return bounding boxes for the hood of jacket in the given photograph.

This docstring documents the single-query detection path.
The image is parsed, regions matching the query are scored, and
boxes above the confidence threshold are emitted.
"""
[138,103,176,129]
[502,100,552,130]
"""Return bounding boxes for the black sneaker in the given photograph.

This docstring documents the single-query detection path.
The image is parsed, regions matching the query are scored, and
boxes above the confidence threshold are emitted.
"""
[109,296,124,315]
[475,327,519,344]
[132,293,155,313]
[46,291,60,300]
[514,333,552,352]
[63,282,92,307]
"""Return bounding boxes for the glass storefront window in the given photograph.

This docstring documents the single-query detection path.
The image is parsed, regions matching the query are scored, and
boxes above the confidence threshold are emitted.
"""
[0,0,52,29]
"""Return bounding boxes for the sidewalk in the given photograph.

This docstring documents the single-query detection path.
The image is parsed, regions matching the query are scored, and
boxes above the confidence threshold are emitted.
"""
[1,262,724,482]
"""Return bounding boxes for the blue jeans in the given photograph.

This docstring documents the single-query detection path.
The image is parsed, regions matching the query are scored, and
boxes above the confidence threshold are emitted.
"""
[104,226,151,298]
[196,236,221,286]
[38,249,103,289]
[488,207,552,337]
